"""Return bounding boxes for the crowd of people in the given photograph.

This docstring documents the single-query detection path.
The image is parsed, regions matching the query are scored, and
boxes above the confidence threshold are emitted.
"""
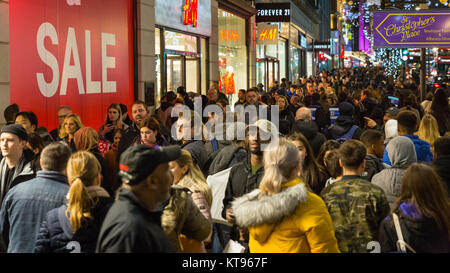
[0,66,449,253]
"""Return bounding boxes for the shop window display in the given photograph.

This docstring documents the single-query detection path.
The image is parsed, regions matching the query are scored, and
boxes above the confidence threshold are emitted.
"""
[218,10,247,105]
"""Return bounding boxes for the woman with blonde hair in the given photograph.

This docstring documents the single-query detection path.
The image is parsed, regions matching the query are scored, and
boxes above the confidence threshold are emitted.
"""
[170,150,212,208]
[59,114,83,152]
[232,138,340,253]
[164,149,213,252]
[415,114,440,153]
[34,151,113,253]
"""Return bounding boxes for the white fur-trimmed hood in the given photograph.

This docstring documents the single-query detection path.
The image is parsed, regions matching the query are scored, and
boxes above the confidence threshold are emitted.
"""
[231,182,308,228]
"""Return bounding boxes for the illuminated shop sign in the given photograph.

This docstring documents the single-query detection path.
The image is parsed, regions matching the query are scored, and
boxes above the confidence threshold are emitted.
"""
[155,0,211,36]
[183,0,198,27]
[256,3,291,23]
[257,24,278,44]
[219,29,240,42]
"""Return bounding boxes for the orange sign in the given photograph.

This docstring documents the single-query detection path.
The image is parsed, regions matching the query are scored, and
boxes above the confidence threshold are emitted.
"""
[259,28,277,41]
[257,24,278,44]
[183,0,198,27]
[220,30,240,42]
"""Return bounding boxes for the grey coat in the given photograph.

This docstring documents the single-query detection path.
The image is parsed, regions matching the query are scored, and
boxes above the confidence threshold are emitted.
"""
[372,136,417,208]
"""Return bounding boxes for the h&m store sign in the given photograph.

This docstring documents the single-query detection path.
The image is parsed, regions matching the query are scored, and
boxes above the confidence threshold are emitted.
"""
[257,24,279,45]
[256,3,291,23]
[9,0,134,130]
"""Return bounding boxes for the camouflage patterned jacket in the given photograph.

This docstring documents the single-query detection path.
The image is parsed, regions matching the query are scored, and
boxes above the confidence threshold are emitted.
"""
[320,175,390,253]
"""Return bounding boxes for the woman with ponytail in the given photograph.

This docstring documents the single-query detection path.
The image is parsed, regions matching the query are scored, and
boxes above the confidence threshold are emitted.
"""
[34,151,113,253]
[232,138,340,253]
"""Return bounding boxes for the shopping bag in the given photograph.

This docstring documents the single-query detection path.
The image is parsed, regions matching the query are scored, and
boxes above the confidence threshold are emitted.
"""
[222,239,246,253]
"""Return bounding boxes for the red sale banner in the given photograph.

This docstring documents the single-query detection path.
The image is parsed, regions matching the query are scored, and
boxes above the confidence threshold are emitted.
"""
[9,0,134,131]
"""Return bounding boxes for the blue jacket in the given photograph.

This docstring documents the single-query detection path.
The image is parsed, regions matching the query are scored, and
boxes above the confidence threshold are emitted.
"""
[34,196,113,253]
[0,171,69,253]
[382,135,433,166]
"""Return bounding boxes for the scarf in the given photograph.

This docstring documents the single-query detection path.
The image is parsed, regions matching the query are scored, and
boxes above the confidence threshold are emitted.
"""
[86,186,110,198]
[66,185,110,200]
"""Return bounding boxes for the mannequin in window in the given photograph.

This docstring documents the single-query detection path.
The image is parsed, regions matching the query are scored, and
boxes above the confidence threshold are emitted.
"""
[223,66,236,102]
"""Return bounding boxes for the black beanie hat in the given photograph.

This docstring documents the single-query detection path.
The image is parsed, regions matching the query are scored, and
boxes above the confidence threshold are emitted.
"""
[0,124,28,141]
[338,102,355,117]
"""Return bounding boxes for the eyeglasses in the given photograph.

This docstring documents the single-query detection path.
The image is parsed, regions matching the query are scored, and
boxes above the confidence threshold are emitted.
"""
[58,115,68,119]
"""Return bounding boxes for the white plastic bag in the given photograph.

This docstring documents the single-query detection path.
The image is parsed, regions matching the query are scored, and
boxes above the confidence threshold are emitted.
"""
[222,239,246,253]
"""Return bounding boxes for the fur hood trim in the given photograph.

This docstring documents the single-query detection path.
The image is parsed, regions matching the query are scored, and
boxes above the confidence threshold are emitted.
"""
[232,182,308,228]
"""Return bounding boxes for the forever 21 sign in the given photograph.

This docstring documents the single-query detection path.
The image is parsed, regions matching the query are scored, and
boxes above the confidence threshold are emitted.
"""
[256,3,291,23]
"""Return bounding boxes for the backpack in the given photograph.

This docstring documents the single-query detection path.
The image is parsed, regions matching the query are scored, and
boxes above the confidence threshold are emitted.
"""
[330,124,358,143]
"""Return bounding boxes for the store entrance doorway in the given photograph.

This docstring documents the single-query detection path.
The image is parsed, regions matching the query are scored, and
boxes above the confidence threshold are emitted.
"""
[257,57,280,91]
[166,55,183,92]
[164,51,200,93]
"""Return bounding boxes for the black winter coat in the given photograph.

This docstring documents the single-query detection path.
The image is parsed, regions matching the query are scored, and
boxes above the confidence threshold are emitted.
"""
[278,108,295,135]
[96,188,174,253]
[362,154,385,182]
[208,145,248,176]
[181,140,208,175]
[327,115,363,141]
[313,104,331,133]
[222,153,264,217]
[432,156,450,196]
[34,197,113,253]
[378,203,450,253]
[292,120,327,158]
[222,151,264,242]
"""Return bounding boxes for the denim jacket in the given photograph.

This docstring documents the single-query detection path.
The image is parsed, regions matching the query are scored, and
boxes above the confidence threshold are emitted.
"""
[0,170,69,253]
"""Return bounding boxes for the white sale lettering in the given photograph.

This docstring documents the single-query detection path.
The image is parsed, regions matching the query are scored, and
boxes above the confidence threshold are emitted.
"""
[36,22,116,97]
[85,30,101,94]
[60,27,85,95]
[101,33,116,93]
[36,22,59,98]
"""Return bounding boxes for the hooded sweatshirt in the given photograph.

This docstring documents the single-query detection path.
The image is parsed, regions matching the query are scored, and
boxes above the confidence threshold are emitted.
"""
[382,134,433,166]
[292,121,327,157]
[372,136,417,208]
[327,102,363,141]
[384,119,398,143]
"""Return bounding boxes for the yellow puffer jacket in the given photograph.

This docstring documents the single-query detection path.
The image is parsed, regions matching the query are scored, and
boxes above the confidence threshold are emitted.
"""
[232,178,340,253]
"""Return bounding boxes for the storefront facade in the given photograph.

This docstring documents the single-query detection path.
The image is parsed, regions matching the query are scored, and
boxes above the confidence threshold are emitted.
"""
[255,1,318,89]
[256,22,288,90]
[154,0,211,105]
